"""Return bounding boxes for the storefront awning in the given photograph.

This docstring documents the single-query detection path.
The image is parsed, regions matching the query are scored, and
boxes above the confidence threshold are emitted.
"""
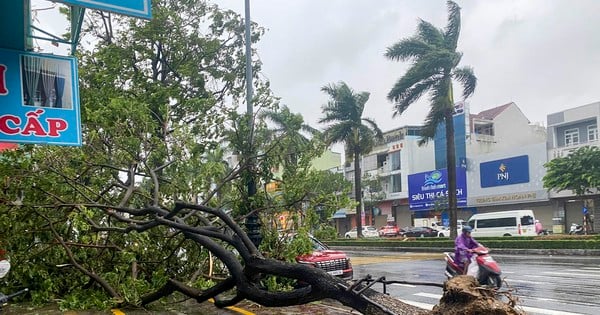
[332,209,347,219]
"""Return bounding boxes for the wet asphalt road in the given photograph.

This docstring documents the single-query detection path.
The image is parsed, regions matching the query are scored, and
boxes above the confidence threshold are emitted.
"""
[347,250,600,315]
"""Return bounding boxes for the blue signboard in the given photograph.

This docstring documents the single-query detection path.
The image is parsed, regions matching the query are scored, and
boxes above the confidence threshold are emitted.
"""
[408,168,467,210]
[53,0,152,20]
[0,48,81,146]
[480,155,529,188]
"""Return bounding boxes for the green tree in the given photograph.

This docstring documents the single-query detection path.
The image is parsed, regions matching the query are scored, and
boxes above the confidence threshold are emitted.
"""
[319,82,383,238]
[385,0,476,238]
[543,146,600,195]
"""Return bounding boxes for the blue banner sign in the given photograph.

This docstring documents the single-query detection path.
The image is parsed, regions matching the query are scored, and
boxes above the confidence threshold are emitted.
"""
[0,48,81,146]
[480,155,530,188]
[408,168,467,210]
[53,0,152,19]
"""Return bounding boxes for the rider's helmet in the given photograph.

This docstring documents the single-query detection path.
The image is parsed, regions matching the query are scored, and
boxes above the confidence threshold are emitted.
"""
[462,225,473,234]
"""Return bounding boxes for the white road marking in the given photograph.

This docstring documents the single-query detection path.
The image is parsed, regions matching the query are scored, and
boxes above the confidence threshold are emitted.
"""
[543,271,600,278]
[505,278,545,285]
[390,283,417,288]
[414,292,441,299]
[519,305,584,315]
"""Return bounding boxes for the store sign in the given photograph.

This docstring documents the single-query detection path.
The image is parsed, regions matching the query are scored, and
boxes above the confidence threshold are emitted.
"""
[480,155,529,188]
[53,0,152,19]
[0,48,81,146]
[408,168,467,210]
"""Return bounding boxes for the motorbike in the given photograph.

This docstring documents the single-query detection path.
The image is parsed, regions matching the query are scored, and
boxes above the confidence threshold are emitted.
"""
[0,253,28,311]
[569,223,584,235]
[444,246,502,288]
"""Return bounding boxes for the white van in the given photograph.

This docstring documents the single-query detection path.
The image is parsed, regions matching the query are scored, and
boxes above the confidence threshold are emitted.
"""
[466,210,536,237]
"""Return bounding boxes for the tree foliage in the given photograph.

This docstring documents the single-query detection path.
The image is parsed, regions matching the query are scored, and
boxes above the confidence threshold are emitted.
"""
[385,0,476,238]
[319,82,383,238]
[543,146,600,196]
[0,0,347,311]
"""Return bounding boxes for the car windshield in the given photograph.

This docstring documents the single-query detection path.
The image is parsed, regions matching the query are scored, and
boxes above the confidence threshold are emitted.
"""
[366,226,377,231]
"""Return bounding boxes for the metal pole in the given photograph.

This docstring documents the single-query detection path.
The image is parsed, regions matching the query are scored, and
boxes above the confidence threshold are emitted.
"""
[244,0,261,247]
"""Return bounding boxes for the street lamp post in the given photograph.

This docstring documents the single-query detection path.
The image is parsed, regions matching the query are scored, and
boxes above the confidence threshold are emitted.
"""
[243,0,261,248]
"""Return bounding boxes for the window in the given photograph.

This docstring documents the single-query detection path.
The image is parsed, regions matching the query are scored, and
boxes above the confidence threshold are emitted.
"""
[390,150,401,170]
[476,217,516,228]
[588,125,598,142]
[564,128,579,146]
[391,174,402,192]
[520,215,534,226]
[21,55,73,109]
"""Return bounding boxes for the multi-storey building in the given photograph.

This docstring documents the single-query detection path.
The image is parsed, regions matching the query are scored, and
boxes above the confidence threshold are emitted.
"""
[546,101,600,233]
[338,102,554,235]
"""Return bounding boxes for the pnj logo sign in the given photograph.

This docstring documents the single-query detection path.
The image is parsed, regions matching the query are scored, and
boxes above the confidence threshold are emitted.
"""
[480,155,529,188]
[0,48,81,146]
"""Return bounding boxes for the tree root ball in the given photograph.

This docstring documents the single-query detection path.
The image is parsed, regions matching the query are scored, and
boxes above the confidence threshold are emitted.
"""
[430,276,525,315]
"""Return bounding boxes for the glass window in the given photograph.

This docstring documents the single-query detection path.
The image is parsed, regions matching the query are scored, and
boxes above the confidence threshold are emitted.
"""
[391,174,402,192]
[476,217,516,228]
[520,215,534,226]
[390,150,401,170]
[564,128,579,146]
[588,125,598,142]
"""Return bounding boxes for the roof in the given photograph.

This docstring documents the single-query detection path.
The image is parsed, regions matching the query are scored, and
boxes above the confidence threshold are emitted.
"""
[471,102,515,120]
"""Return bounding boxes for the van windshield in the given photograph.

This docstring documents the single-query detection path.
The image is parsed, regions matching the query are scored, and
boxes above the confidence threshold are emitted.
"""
[521,215,534,226]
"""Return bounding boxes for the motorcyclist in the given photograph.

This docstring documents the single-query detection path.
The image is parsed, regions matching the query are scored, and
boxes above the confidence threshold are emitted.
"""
[454,225,481,274]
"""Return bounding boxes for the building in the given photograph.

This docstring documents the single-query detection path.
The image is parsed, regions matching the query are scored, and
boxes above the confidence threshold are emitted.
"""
[345,102,554,234]
[546,101,600,233]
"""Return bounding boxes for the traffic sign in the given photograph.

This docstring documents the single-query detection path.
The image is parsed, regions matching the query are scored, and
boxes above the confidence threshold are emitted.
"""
[0,48,81,146]
[53,0,152,19]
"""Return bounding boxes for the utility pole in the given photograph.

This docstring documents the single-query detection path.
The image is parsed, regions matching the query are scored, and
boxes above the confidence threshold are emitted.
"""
[243,0,261,248]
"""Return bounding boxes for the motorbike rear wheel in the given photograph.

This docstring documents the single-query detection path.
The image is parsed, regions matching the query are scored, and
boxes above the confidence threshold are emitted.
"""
[484,274,502,289]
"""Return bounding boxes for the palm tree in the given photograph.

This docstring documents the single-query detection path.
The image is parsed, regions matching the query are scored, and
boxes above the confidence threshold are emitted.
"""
[258,105,319,172]
[319,82,383,238]
[385,0,476,238]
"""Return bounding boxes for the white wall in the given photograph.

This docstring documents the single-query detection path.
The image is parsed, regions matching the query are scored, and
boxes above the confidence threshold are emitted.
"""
[467,142,549,207]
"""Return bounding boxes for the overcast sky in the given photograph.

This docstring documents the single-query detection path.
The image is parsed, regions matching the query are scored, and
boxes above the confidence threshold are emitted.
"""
[214,0,600,133]
[33,0,600,136]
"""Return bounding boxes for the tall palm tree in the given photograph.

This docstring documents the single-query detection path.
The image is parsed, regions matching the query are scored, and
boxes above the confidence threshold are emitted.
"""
[385,0,476,238]
[258,105,319,172]
[319,82,383,238]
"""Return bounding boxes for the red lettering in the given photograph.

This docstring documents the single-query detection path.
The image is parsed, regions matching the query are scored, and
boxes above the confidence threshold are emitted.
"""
[0,116,20,135]
[46,118,68,137]
[0,64,7,95]
[20,109,47,136]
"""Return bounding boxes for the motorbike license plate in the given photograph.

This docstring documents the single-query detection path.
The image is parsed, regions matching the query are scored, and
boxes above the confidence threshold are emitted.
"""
[327,270,343,276]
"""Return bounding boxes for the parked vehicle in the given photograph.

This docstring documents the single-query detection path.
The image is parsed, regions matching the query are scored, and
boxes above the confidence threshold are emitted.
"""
[344,226,379,238]
[400,226,439,237]
[437,220,465,237]
[569,223,584,235]
[444,245,502,288]
[466,210,536,237]
[378,223,400,237]
[296,236,353,280]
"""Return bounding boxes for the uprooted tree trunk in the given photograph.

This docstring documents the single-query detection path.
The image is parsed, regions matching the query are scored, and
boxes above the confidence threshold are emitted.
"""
[54,201,522,315]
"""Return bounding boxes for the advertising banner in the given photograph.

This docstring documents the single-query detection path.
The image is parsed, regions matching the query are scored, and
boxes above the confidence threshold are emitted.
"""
[0,48,81,146]
[408,168,467,210]
[53,0,152,19]
[480,155,529,188]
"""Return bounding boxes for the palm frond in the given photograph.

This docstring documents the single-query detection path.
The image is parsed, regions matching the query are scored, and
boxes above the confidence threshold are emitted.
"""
[389,76,438,117]
[416,19,444,47]
[453,66,477,99]
[361,117,384,140]
[385,37,431,62]
[444,1,461,50]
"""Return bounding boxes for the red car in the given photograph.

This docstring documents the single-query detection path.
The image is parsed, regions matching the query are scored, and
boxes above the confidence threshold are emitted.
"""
[296,236,353,280]
[379,223,400,237]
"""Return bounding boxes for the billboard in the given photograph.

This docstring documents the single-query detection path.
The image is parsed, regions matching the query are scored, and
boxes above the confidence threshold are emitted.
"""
[53,0,152,20]
[480,155,530,188]
[0,48,81,146]
[408,168,467,210]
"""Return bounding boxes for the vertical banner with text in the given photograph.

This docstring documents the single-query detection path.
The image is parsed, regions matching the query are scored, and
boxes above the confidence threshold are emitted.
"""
[0,48,81,146]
